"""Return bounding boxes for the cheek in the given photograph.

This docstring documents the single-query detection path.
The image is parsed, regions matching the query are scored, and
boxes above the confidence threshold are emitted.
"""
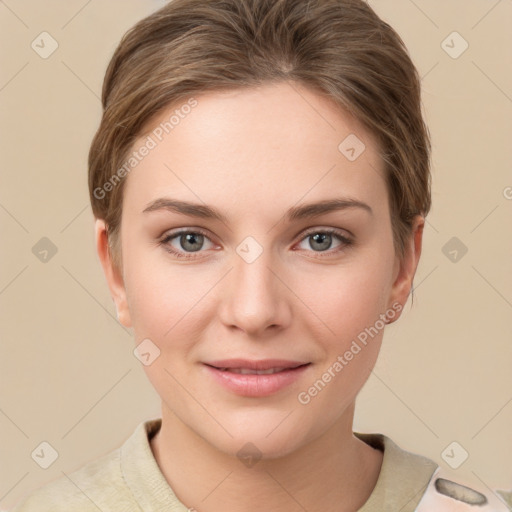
[125,267,198,336]
[123,260,208,389]
[296,251,395,339]
[292,257,393,415]
[123,245,218,360]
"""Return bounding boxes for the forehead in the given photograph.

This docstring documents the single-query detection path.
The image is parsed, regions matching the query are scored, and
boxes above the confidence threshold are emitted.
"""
[123,81,387,219]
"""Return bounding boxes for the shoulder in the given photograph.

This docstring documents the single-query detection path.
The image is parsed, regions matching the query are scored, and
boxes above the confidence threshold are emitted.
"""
[8,446,137,512]
[416,466,512,512]
[354,432,511,512]
[8,419,167,512]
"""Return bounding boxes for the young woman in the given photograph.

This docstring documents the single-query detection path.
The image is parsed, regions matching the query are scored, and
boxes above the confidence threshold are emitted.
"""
[10,0,510,510]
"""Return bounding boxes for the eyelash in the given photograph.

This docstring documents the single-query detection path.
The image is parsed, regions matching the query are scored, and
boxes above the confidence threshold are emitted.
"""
[159,227,353,260]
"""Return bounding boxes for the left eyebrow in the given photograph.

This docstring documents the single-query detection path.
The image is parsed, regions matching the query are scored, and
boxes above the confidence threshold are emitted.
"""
[286,198,373,221]
[142,197,373,223]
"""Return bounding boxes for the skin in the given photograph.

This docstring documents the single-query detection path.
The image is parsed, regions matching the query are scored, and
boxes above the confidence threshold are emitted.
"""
[95,81,424,512]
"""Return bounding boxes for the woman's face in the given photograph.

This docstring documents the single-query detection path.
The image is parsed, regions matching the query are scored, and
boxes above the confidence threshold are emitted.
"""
[97,81,421,459]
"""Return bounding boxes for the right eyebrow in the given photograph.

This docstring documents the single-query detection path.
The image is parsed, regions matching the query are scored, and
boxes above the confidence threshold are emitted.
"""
[142,198,229,223]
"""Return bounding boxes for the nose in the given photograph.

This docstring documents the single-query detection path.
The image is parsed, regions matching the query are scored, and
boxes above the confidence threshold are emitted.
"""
[217,246,292,337]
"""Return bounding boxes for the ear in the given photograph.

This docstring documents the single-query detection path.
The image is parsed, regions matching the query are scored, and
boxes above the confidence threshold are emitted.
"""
[94,219,132,328]
[387,215,424,320]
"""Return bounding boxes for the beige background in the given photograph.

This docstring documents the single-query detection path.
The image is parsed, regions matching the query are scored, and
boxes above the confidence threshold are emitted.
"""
[1,0,511,508]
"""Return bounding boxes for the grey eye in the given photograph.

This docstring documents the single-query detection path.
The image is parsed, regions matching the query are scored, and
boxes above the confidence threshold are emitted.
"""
[178,232,205,252]
[308,232,334,252]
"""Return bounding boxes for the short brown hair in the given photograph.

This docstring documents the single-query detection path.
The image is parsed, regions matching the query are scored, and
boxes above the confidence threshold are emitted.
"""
[88,0,431,271]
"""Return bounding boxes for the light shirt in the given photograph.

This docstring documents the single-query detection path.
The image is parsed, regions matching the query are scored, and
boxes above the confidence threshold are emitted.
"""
[9,418,510,511]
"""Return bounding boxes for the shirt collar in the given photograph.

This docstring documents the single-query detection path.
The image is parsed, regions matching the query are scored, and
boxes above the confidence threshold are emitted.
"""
[121,418,438,512]
[354,431,438,511]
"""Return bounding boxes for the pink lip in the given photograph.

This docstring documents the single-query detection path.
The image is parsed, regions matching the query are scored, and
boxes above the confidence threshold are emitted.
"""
[204,358,309,371]
[203,361,311,397]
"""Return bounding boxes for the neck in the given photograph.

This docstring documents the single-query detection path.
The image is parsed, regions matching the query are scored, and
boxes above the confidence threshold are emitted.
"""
[150,401,383,512]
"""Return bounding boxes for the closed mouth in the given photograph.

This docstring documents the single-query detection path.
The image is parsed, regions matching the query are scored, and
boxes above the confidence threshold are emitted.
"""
[205,363,311,375]
[203,361,312,396]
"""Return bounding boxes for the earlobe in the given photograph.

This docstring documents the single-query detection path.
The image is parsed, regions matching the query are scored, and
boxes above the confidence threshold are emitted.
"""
[94,219,132,328]
[387,216,425,320]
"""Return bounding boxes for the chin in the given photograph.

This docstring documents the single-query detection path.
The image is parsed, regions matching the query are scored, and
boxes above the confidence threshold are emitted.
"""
[219,434,303,463]
[202,411,312,462]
